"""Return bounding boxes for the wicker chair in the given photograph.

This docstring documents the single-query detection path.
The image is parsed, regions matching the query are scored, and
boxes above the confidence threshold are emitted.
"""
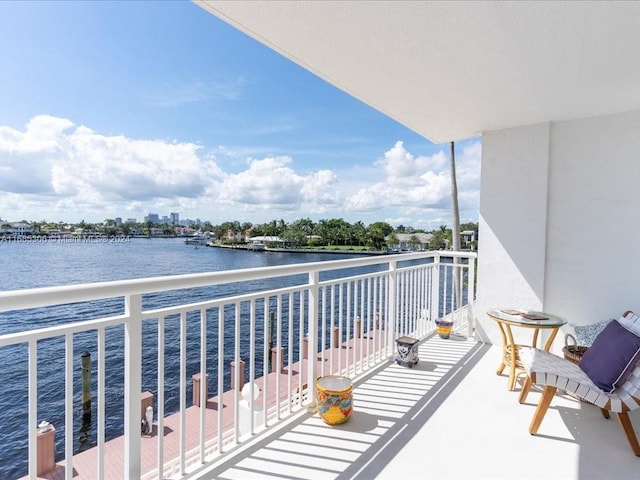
[519,313,640,456]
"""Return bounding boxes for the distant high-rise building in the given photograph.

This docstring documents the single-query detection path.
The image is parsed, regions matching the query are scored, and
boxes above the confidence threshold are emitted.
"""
[162,216,169,224]
[170,212,180,225]
[126,218,137,224]
[115,217,122,225]
[145,213,159,224]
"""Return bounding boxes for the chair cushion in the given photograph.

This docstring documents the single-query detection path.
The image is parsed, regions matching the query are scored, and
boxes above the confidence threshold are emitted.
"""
[579,319,640,393]
[619,311,640,336]
[521,347,636,411]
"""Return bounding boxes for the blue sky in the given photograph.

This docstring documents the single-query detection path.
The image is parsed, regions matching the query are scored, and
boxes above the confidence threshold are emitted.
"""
[0,1,480,230]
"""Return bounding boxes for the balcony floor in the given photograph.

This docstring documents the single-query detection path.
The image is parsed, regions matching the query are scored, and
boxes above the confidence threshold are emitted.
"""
[191,334,640,480]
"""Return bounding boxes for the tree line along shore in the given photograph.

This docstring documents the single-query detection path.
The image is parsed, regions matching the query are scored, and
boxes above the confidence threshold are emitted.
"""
[1,217,478,252]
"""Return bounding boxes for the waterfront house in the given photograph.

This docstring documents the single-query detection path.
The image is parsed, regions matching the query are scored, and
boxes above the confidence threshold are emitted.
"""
[221,229,246,244]
[388,232,433,252]
[0,222,34,236]
[461,230,477,250]
[247,235,285,247]
[5,2,640,479]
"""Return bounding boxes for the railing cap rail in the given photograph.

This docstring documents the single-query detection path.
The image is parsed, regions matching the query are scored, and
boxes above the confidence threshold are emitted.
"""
[0,250,475,313]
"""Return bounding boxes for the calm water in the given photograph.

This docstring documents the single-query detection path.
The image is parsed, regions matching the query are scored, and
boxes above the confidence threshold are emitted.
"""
[0,238,365,479]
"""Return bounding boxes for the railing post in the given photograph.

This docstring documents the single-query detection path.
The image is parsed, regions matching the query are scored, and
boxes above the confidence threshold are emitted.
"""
[467,254,476,339]
[431,254,441,328]
[387,260,397,358]
[306,271,319,408]
[124,293,142,479]
[28,340,37,480]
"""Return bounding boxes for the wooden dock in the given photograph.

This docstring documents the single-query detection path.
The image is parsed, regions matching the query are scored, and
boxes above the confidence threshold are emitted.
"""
[27,333,390,479]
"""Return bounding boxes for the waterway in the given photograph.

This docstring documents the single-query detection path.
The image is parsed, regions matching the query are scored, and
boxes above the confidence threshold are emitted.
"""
[0,238,366,479]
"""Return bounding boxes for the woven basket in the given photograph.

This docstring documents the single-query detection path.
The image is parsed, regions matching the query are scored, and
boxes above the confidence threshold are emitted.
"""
[562,333,588,365]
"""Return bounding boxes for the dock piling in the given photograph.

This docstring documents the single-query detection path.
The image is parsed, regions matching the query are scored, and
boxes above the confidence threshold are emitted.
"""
[231,360,245,391]
[268,312,275,349]
[81,351,91,414]
[191,375,208,407]
[37,422,56,476]
[270,347,284,373]
[302,334,309,358]
[332,327,339,348]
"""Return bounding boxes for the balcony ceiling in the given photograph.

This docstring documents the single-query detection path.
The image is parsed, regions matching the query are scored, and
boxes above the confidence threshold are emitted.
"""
[196,1,640,143]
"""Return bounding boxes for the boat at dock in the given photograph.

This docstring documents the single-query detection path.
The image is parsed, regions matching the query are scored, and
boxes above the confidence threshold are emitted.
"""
[247,241,266,251]
[184,231,210,245]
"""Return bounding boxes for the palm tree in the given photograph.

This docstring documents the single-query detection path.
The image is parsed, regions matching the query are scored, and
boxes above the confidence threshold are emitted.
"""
[352,221,366,246]
[387,232,399,250]
[409,234,420,251]
[450,141,460,252]
[315,219,330,246]
[429,227,448,250]
[450,141,462,308]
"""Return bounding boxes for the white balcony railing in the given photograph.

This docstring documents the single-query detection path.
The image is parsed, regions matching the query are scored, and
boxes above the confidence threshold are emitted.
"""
[0,251,476,480]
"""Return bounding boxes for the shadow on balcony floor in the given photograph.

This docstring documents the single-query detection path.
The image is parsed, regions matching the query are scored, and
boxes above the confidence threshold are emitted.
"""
[190,332,640,480]
[192,335,488,480]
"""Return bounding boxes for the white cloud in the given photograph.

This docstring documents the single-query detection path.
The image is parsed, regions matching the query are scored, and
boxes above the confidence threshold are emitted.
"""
[343,139,481,230]
[0,115,75,194]
[376,140,448,183]
[0,115,74,154]
[0,115,221,218]
[217,156,339,212]
[345,141,451,212]
[0,116,480,226]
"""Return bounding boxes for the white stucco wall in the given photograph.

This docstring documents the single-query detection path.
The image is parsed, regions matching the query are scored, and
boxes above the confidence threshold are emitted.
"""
[476,123,550,344]
[545,110,640,323]
[476,109,640,348]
